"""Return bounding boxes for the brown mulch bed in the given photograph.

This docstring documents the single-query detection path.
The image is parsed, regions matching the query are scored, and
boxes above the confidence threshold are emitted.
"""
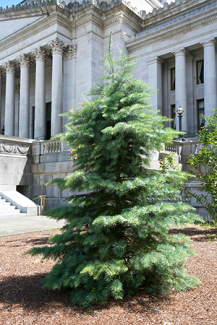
[0,225,216,325]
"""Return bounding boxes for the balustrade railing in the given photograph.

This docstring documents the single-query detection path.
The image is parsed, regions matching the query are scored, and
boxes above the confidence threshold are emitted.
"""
[164,138,200,162]
[165,143,176,153]
[42,139,62,154]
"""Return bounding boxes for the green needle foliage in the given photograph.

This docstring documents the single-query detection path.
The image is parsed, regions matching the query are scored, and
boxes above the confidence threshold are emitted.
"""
[188,109,217,223]
[27,34,201,307]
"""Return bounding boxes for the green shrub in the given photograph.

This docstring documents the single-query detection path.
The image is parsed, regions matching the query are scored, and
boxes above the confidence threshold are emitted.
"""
[188,109,217,224]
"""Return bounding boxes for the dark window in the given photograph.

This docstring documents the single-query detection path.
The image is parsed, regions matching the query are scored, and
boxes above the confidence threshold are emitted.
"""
[46,102,51,140]
[171,68,175,91]
[197,99,204,130]
[171,104,176,129]
[197,60,204,84]
[32,106,35,139]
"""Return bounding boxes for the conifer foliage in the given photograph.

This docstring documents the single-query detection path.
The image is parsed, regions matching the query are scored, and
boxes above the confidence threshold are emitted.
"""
[28,35,201,307]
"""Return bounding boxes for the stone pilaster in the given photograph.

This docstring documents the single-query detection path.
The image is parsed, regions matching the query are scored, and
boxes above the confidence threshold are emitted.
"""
[202,39,217,118]
[63,44,77,129]
[50,38,64,137]
[4,61,15,136]
[175,49,187,132]
[33,47,46,140]
[147,57,163,112]
[19,54,30,138]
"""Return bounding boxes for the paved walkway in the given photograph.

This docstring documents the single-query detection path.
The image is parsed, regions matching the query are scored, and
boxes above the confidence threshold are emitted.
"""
[0,215,66,237]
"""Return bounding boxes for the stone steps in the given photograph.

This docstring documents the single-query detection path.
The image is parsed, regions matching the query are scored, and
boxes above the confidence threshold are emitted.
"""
[0,196,27,217]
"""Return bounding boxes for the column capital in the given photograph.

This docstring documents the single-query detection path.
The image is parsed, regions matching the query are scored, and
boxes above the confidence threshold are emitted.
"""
[201,38,216,48]
[32,47,46,60]
[49,37,65,55]
[64,44,77,59]
[4,61,15,73]
[147,56,163,65]
[19,54,30,67]
[174,48,186,57]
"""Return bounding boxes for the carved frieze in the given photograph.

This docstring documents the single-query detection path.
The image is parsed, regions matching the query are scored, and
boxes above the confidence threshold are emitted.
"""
[0,142,30,156]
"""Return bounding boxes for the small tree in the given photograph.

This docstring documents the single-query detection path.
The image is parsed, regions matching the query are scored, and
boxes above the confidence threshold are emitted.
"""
[188,109,217,223]
[28,36,201,307]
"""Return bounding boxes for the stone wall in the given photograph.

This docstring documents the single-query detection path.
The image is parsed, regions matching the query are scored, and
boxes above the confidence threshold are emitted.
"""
[0,135,33,191]
[0,135,212,218]
[31,139,75,210]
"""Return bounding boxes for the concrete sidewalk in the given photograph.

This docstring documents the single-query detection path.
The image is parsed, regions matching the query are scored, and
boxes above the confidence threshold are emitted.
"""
[0,215,66,237]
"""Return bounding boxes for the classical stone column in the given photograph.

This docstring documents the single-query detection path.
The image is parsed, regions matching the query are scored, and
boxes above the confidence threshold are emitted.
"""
[186,55,194,132]
[5,61,15,136]
[147,57,163,112]
[19,55,30,138]
[50,38,64,137]
[203,39,217,118]
[63,44,77,130]
[175,49,187,132]
[33,47,46,140]
[0,70,2,132]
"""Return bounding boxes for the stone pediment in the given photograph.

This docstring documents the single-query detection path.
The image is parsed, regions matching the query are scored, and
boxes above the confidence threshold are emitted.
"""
[0,15,43,41]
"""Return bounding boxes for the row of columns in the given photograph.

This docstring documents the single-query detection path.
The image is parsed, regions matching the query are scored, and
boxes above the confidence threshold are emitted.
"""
[2,38,66,139]
[148,39,217,131]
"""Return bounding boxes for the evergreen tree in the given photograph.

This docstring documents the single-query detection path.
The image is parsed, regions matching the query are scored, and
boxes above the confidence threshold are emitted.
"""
[28,35,201,307]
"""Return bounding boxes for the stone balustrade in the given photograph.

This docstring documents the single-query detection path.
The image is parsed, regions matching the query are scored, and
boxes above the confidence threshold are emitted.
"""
[163,138,201,168]
[41,139,62,154]
[165,143,176,153]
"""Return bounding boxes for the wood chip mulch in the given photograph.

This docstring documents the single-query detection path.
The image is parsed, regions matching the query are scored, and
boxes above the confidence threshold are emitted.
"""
[0,225,216,325]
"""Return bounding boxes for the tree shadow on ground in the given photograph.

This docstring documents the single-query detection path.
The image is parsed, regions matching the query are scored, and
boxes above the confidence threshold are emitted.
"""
[0,235,55,248]
[0,273,171,315]
[170,226,217,242]
[24,237,52,246]
[1,226,208,316]
[0,274,72,311]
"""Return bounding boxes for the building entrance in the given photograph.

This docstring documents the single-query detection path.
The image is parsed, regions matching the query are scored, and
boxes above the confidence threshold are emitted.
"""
[46,102,51,140]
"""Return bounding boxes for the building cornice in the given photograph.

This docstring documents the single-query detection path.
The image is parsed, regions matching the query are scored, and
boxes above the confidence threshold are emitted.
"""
[0,0,159,22]
[0,13,58,62]
[0,3,142,63]
[126,0,217,52]
[0,3,56,20]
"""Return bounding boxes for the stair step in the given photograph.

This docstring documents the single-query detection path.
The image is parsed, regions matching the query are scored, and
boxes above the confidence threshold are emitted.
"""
[0,199,11,205]
[0,202,12,209]
[0,209,21,215]
[0,196,28,217]
[0,206,15,210]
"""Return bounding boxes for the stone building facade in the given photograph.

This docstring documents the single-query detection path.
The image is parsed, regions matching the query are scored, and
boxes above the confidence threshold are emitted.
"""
[1,0,217,139]
[0,0,216,216]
